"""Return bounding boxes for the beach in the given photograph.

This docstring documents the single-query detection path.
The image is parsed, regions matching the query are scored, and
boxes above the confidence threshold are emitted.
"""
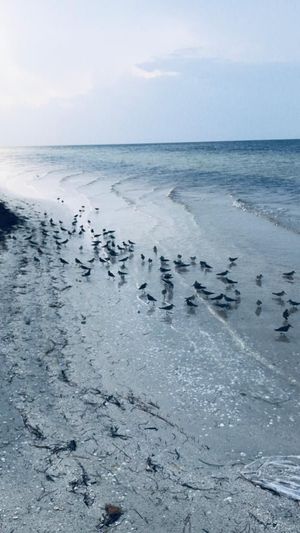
[0,142,300,532]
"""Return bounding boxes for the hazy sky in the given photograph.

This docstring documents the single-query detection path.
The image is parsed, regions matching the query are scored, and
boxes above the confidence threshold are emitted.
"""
[1,0,300,145]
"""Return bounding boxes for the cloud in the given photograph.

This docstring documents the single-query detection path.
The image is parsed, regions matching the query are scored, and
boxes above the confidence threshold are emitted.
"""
[132,65,179,80]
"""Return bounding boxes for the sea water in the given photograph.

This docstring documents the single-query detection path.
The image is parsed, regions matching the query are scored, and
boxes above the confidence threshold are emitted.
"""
[0,140,300,460]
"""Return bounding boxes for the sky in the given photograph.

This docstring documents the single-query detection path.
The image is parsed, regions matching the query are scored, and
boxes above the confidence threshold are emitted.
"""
[0,0,300,145]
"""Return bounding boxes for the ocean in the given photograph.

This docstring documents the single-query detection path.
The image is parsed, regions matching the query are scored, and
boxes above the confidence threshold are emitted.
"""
[0,140,299,456]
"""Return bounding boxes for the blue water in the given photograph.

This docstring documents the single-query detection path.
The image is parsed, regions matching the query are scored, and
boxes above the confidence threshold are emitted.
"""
[1,139,300,233]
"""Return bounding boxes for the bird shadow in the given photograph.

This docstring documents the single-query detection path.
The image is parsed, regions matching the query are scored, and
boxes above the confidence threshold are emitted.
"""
[275,335,290,343]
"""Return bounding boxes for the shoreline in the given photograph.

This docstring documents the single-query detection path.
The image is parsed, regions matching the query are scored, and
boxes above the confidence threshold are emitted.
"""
[0,194,299,532]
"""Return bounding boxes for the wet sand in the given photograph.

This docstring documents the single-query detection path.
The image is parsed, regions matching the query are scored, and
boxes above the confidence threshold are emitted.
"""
[0,195,299,533]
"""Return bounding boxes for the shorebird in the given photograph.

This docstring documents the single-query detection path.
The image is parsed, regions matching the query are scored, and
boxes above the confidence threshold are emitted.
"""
[217,270,229,277]
[288,299,300,307]
[210,293,224,301]
[201,289,214,296]
[193,281,204,291]
[153,246,158,254]
[160,256,169,263]
[223,295,237,303]
[283,270,295,277]
[159,304,174,311]
[214,302,231,310]
[274,324,293,334]
[229,257,238,263]
[186,299,198,307]
[138,283,147,291]
[147,293,157,303]
[256,274,263,281]
[282,309,290,320]
[200,261,212,269]
[118,270,128,276]
[224,277,238,285]
[272,291,286,297]
[108,270,115,279]
[162,278,174,288]
[59,258,69,265]
[256,300,262,306]
[82,269,91,277]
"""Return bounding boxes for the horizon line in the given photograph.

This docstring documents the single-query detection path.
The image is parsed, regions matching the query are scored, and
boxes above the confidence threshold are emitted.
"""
[1,136,300,149]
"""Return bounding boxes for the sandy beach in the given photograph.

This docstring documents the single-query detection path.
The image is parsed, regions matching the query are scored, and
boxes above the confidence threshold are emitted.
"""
[0,190,299,533]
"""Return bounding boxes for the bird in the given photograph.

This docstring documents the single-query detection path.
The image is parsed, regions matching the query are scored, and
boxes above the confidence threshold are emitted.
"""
[274,324,293,333]
[224,277,238,285]
[138,283,147,291]
[147,294,157,303]
[214,302,231,310]
[256,300,262,306]
[59,258,69,265]
[82,269,91,277]
[283,270,295,277]
[256,274,263,281]
[288,299,300,307]
[193,281,204,291]
[210,293,224,301]
[108,270,115,278]
[217,270,229,277]
[272,291,286,297]
[159,304,174,311]
[118,270,128,276]
[229,257,238,263]
[223,295,237,303]
[282,309,290,320]
[153,246,158,254]
[160,267,171,273]
[186,299,198,307]
[162,279,174,288]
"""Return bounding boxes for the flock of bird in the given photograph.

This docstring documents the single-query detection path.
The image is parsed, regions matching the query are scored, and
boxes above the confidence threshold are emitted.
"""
[24,197,298,338]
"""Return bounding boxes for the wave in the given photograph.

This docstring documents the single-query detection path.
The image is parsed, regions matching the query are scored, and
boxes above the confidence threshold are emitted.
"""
[232,196,300,235]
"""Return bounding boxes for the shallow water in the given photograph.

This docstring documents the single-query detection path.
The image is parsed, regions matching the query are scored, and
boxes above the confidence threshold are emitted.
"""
[0,141,300,460]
